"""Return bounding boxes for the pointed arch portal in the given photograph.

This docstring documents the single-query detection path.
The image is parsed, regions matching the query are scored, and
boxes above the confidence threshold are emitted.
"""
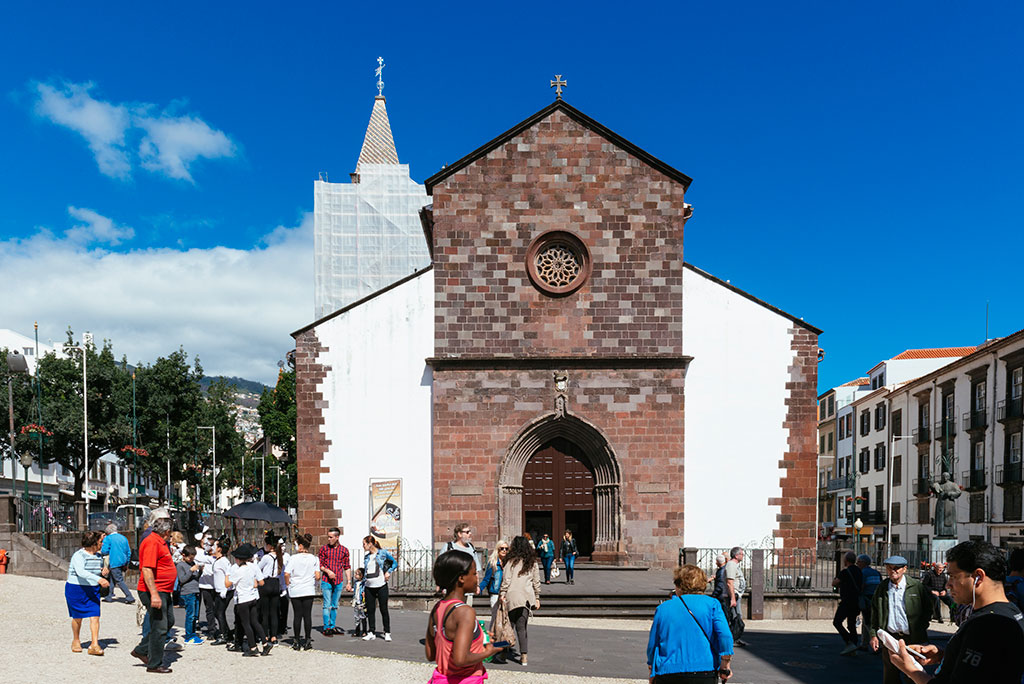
[499,411,623,560]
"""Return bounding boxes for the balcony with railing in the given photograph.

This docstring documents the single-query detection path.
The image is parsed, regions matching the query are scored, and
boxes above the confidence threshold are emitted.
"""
[913,426,931,444]
[996,463,1023,486]
[934,419,956,440]
[961,469,987,491]
[963,409,987,432]
[914,477,932,497]
[861,510,887,525]
[998,398,1024,423]
[827,474,856,492]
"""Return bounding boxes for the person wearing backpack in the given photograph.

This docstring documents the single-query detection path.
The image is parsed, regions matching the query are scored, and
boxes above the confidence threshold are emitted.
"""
[1004,548,1024,612]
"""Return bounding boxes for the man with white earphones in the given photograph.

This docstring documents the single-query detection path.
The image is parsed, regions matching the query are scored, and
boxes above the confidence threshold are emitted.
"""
[869,554,934,683]
[888,540,1024,683]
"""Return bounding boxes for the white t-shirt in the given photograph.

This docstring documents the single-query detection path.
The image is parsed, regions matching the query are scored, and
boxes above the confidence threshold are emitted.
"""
[285,552,320,598]
[213,556,232,597]
[229,561,261,604]
[195,549,215,589]
[258,551,283,579]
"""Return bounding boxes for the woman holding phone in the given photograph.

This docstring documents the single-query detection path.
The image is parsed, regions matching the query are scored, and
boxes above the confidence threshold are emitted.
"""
[425,550,501,683]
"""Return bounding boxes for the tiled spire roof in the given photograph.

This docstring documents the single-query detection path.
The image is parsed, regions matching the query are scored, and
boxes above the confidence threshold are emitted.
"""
[355,96,399,171]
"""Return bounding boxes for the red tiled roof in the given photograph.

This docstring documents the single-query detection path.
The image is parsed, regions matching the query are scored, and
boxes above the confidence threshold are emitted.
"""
[841,378,870,387]
[890,347,977,360]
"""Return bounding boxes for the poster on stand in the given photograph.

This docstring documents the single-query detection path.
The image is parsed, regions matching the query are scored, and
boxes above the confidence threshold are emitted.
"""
[369,478,402,553]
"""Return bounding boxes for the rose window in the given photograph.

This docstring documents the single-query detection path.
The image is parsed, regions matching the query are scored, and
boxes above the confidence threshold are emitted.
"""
[525,230,591,296]
[536,245,582,288]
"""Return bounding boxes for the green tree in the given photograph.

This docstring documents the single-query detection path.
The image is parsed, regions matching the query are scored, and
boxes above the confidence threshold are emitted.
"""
[258,368,296,508]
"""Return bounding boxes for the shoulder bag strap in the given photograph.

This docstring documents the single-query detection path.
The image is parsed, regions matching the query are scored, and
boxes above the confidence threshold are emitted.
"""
[676,594,715,656]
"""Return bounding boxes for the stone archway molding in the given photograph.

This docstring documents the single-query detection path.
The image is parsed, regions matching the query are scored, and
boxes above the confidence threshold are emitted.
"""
[498,410,624,562]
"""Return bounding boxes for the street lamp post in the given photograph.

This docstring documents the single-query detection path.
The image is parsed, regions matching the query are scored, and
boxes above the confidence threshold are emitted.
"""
[854,517,864,554]
[63,332,92,514]
[270,465,280,505]
[198,426,216,511]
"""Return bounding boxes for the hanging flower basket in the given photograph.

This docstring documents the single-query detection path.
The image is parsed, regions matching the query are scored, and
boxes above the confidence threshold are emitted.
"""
[20,423,53,437]
[121,445,149,457]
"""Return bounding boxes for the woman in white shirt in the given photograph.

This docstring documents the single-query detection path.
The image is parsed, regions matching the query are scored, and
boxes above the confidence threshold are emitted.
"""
[257,535,288,645]
[194,543,217,637]
[211,541,233,644]
[225,544,270,656]
[284,533,321,651]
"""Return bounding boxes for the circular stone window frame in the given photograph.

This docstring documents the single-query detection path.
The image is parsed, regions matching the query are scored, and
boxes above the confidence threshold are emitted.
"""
[525,230,593,297]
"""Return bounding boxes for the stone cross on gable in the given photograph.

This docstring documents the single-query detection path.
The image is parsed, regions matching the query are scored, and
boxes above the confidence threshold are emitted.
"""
[550,74,566,99]
[376,56,385,97]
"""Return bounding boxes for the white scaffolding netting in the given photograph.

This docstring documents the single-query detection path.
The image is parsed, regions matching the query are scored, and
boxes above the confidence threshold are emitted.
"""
[314,163,431,319]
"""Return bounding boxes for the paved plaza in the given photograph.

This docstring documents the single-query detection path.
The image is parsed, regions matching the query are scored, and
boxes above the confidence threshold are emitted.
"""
[1,573,961,683]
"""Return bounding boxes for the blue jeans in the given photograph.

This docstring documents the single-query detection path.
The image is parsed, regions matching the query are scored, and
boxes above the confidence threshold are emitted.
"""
[541,555,554,582]
[320,581,344,631]
[183,593,199,639]
[564,554,576,580]
[104,565,134,602]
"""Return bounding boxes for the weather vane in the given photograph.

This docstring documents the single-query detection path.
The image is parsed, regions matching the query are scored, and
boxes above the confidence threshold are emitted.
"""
[376,56,385,97]
[550,74,566,99]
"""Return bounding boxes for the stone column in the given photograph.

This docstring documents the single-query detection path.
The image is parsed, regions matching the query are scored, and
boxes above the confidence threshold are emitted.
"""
[74,501,87,531]
[498,485,522,542]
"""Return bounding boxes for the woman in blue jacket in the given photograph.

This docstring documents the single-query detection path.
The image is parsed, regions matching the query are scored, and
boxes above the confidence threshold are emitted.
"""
[361,535,396,641]
[479,540,509,663]
[647,564,734,683]
[535,533,555,584]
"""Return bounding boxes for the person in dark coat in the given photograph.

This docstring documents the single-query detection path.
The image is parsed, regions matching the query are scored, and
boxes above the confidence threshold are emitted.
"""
[832,551,863,656]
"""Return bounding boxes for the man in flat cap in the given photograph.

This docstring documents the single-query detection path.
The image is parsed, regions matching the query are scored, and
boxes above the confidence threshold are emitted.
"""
[870,555,934,683]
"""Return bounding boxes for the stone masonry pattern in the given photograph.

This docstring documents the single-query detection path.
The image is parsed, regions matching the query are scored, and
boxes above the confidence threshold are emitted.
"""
[431,109,687,359]
[770,327,820,552]
[432,368,686,567]
[294,329,343,539]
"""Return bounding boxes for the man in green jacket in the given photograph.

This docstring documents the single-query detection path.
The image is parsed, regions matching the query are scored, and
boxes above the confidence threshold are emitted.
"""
[870,555,935,684]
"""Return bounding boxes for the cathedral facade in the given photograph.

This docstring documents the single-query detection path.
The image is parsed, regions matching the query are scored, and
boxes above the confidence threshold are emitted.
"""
[294,97,820,566]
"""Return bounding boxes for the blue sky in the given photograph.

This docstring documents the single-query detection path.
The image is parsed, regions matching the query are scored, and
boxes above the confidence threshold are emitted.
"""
[1,3,1022,387]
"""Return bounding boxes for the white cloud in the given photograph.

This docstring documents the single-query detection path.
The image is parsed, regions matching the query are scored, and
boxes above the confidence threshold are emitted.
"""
[65,206,135,245]
[137,114,236,182]
[0,213,312,385]
[31,80,236,182]
[34,82,132,178]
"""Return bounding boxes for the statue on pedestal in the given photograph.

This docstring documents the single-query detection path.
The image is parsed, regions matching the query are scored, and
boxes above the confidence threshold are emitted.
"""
[931,472,962,538]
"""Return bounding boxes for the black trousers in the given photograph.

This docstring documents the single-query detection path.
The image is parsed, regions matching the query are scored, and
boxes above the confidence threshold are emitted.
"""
[292,595,314,641]
[259,578,280,639]
[200,588,217,632]
[278,592,289,636]
[653,673,719,683]
[833,601,858,644]
[365,584,391,632]
[233,600,266,650]
[214,590,233,639]
[509,606,530,655]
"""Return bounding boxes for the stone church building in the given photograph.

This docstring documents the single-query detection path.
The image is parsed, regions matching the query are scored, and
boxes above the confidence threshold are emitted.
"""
[294,95,820,566]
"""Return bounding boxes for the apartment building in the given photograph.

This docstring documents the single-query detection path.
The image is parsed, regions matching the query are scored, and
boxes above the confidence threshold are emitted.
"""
[888,330,1024,553]
[821,378,869,537]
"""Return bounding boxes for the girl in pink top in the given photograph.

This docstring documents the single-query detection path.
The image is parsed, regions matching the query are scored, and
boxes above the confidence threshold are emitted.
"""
[425,550,500,683]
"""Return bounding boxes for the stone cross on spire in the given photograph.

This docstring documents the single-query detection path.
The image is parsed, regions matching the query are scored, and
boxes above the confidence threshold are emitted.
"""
[550,74,567,99]
[375,56,385,97]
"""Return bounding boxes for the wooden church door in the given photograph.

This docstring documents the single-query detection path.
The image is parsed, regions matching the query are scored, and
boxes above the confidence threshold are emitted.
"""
[522,438,595,557]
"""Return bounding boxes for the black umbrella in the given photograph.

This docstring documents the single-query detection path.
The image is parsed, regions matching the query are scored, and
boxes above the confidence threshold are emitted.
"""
[222,501,293,524]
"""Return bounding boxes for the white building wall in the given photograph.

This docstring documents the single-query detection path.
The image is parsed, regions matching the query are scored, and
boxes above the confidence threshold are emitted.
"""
[313,272,434,553]
[681,268,796,548]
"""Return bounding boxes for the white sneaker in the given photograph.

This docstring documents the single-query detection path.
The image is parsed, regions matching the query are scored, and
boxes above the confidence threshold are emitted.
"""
[383,633,392,642]
[362,632,376,641]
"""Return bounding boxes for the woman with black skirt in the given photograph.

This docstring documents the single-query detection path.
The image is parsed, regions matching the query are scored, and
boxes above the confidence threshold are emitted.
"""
[257,535,286,645]
[284,533,321,650]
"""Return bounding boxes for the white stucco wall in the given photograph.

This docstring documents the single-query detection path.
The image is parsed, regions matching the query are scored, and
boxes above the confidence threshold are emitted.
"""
[681,268,799,549]
[313,271,434,553]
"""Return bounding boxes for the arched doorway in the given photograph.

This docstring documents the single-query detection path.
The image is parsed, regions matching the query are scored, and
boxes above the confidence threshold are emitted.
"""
[498,411,623,562]
[523,438,596,556]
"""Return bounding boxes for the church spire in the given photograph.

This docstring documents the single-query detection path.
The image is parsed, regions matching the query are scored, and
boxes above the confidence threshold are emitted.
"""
[354,57,400,172]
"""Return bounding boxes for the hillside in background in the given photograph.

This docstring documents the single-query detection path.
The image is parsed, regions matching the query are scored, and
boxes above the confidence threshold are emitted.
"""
[200,375,268,397]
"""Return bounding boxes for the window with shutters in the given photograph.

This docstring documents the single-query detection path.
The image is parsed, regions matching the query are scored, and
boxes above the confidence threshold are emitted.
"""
[892,455,902,486]
[969,493,985,523]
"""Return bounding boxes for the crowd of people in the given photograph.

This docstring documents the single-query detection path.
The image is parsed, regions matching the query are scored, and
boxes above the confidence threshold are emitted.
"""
[58,510,1024,682]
